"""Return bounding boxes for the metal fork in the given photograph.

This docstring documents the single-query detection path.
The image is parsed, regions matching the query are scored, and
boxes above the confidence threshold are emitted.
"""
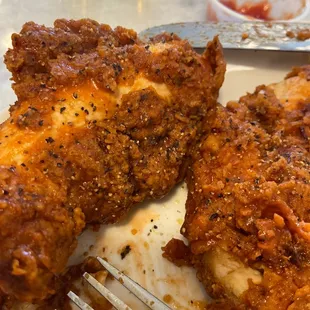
[67,257,172,310]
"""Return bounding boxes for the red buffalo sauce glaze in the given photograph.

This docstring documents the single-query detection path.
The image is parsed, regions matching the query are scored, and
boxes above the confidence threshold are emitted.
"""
[221,0,271,20]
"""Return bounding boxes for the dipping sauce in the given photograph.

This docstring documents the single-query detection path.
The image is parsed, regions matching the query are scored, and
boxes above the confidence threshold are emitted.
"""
[220,0,271,20]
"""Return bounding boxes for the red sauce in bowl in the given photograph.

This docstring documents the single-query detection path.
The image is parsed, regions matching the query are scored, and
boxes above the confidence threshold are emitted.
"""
[220,0,271,20]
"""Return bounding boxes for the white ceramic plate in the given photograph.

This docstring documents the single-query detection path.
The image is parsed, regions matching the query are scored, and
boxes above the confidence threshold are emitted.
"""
[2,50,309,310]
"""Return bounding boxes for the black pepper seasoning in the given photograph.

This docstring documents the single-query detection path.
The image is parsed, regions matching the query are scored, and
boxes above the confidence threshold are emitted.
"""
[120,245,131,260]
[209,213,219,221]
[45,137,55,143]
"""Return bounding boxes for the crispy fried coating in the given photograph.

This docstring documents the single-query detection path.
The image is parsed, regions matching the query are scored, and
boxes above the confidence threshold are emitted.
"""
[164,66,310,309]
[0,19,225,302]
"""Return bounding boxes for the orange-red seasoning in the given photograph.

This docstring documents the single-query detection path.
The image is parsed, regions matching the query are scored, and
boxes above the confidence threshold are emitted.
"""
[163,294,172,304]
[131,228,138,235]
[221,0,271,20]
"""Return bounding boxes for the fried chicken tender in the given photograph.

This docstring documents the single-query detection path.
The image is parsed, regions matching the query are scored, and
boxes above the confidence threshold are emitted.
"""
[164,66,310,309]
[0,19,225,303]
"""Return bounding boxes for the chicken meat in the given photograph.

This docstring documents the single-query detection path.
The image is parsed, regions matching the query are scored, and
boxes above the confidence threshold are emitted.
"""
[164,66,310,309]
[0,19,225,303]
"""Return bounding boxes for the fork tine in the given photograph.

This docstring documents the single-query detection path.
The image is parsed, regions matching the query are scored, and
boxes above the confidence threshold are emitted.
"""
[97,257,172,310]
[83,272,133,310]
[67,291,94,310]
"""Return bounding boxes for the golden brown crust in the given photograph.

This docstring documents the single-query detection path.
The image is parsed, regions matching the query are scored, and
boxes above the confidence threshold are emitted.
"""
[5,19,140,101]
[285,65,310,81]
[164,68,310,309]
[296,29,310,41]
[0,19,225,303]
[162,238,192,267]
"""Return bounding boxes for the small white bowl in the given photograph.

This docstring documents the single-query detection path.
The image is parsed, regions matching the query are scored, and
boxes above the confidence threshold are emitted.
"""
[207,0,310,22]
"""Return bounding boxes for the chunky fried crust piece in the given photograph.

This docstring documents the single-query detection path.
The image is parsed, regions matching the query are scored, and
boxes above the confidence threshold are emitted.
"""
[164,66,310,309]
[0,19,225,302]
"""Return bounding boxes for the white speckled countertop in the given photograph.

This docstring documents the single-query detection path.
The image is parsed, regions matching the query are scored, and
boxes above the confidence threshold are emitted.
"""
[0,0,308,110]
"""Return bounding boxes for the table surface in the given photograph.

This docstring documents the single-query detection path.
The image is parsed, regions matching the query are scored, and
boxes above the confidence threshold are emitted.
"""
[0,0,309,110]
